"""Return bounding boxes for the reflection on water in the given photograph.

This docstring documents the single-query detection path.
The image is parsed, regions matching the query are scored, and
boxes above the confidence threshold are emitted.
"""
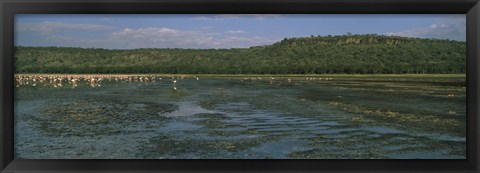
[14,75,466,159]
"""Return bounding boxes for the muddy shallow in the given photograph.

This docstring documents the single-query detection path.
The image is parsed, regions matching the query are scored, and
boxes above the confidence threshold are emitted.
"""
[14,76,466,159]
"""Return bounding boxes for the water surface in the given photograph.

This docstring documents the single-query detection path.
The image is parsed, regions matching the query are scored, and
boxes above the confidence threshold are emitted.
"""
[14,75,466,159]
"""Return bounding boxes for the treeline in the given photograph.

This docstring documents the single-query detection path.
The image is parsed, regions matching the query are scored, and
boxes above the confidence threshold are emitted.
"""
[15,34,466,74]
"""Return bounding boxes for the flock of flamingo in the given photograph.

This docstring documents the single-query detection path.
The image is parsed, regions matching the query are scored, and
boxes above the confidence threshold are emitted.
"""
[15,74,336,89]
[14,74,186,88]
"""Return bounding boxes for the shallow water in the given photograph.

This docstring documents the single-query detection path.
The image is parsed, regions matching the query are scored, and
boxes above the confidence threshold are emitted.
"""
[14,76,466,159]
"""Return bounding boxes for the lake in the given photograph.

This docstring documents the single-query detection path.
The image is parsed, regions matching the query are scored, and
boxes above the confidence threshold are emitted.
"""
[14,74,466,159]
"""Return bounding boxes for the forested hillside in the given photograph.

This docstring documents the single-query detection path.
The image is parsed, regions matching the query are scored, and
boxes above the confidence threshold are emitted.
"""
[15,34,466,74]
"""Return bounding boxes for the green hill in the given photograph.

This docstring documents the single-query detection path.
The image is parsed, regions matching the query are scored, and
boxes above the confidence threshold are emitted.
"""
[15,34,466,74]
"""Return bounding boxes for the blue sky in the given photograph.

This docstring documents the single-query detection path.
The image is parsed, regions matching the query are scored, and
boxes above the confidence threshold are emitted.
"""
[15,14,465,49]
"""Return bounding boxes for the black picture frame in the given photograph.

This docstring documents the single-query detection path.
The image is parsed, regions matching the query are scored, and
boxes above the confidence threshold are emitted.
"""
[1,0,479,172]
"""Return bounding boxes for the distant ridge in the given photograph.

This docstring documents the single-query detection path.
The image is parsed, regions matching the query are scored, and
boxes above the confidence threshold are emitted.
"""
[15,34,466,74]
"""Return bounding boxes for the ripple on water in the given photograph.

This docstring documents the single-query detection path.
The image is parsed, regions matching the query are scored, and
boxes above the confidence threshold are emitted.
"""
[248,139,312,159]
[159,102,213,117]
[366,127,404,134]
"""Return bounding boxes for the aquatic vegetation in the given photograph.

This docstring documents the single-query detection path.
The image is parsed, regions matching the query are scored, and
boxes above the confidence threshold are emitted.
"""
[326,101,464,136]
[14,75,466,159]
[27,100,177,137]
[193,113,232,129]
[288,132,465,159]
[139,134,276,159]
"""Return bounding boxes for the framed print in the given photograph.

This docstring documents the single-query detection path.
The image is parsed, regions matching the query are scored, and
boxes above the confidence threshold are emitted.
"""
[1,0,479,172]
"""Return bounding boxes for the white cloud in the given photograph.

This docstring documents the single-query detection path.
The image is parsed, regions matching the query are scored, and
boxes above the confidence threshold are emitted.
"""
[216,14,283,20]
[386,16,465,41]
[36,27,277,49]
[191,16,224,21]
[106,27,218,49]
[191,14,283,21]
[17,21,112,34]
[216,36,278,48]
[196,26,213,30]
[226,30,246,34]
